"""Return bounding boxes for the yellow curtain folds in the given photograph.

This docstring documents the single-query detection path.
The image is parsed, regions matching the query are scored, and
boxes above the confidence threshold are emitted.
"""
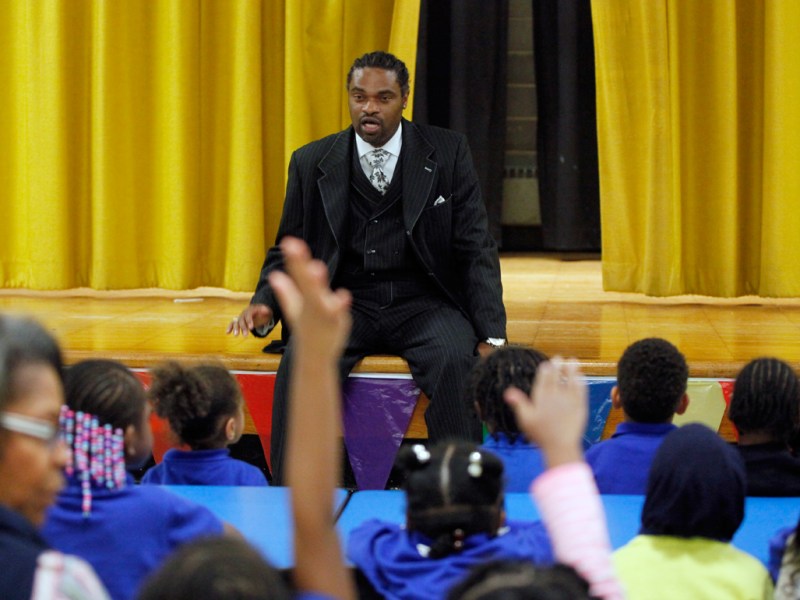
[592,1,800,296]
[0,0,419,290]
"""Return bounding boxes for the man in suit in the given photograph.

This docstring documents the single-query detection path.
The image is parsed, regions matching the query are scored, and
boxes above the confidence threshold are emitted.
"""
[228,51,506,484]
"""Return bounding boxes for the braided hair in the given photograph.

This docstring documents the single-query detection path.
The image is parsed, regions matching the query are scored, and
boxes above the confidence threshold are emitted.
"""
[399,442,504,558]
[729,357,800,443]
[62,359,146,516]
[616,338,688,423]
[149,361,242,450]
[469,346,548,443]
[64,360,145,432]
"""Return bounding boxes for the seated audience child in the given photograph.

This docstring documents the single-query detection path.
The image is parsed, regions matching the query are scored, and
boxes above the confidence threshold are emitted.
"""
[469,345,549,492]
[41,359,230,600]
[142,361,268,486]
[0,315,109,600]
[448,358,624,600]
[613,423,773,598]
[728,356,800,496]
[136,537,290,600]
[585,337,689,494]
[140,236,356,600]
[346,440,554,599]
[447,560,591,600]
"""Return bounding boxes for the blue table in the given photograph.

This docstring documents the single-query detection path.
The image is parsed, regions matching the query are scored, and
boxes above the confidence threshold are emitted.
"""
[165,485,350,569]
[337,490,800,567]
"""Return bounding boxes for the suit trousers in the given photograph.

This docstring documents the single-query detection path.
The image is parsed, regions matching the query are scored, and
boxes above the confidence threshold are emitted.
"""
[269,279,482,485]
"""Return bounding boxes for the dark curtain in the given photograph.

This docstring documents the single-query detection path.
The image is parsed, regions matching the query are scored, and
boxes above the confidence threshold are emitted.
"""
[414,0,509,244]
[533,0,600,251]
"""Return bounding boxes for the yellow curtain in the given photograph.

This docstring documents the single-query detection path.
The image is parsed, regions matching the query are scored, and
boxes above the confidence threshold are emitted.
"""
[592,1,800,297]
[0,0,419,290]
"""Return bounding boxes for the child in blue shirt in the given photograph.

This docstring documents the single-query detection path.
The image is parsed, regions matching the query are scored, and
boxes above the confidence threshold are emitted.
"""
[138,237,356,599]
[347,440,553,600]
[469,346,549,492]
[585,337,689,494]
[41,359,230,600]
[142,361,268,486]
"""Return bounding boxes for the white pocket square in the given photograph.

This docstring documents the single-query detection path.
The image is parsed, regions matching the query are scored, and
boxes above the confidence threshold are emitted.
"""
[434,196,447,206]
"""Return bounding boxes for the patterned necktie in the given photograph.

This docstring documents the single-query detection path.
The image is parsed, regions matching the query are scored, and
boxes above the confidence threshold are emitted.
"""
[367,148,390,195]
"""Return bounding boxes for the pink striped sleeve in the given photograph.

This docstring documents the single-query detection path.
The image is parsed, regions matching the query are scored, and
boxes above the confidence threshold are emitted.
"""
[531,462,625,600]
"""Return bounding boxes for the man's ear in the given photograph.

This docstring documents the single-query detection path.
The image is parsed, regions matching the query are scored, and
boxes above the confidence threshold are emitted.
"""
[676,393,690,416]
[611,386,622,410]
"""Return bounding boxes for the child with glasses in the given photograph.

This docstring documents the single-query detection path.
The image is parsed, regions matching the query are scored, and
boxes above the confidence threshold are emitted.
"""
[0,315,109,600]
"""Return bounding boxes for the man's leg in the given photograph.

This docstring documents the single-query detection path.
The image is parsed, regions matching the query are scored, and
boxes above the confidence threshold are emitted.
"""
[270,295,382,485]
[390,296,482,443]
[270,346,364,485]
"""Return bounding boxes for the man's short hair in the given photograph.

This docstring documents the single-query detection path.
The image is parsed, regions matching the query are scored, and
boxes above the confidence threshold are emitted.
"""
[616,338,688,423]
[347,51,410,96]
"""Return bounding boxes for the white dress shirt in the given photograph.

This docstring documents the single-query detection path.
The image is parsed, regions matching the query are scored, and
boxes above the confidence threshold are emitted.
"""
[355,123,403,186]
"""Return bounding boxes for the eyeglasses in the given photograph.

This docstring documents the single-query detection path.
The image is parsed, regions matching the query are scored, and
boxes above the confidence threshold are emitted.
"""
[0,412,61,449]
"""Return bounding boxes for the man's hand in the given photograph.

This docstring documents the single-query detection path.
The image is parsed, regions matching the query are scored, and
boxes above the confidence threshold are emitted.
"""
[226,304,273,337]
[504,357,588,468]
[476,342,495,357]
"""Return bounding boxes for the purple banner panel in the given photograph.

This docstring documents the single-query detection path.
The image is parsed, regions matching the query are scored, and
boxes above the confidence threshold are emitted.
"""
[342,377,420,490]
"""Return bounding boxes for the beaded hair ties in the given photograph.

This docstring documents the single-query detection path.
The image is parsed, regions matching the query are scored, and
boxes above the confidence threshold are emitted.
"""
[59,406,126,517]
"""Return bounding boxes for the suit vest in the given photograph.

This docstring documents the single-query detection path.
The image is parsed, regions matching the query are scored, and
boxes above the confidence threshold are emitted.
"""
[335,148,425,287]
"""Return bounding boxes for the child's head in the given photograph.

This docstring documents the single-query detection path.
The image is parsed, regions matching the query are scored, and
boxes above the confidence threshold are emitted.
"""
[137,536,291,600]
[0,315,67,526]
[615,337,688,423]
[641,423,745,542]
[729,357,800,444]
[398,441,505,558]
[148,362,244,450]
[447,560,590,600]
[64,359,153,469]
[469,346,548,441]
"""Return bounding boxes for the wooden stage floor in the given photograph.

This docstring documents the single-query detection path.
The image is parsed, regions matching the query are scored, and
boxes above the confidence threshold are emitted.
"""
[3,254,800,379]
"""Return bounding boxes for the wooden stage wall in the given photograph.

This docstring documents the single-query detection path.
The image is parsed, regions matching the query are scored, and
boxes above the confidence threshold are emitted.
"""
[4,255,800,485]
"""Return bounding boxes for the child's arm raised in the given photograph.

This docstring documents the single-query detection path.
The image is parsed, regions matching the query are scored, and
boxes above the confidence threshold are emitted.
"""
[269,236,355,600]
[506,358,625,600]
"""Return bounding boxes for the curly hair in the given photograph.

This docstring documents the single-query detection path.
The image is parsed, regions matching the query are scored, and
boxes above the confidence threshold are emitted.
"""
[148,362,242,449]
[398,441,504,558]
[729,357,800,443]
[616,338,688,423]
[137,537,291,600]
[346,51,410,95]
[446,560,591,600]
[468,346,548,442]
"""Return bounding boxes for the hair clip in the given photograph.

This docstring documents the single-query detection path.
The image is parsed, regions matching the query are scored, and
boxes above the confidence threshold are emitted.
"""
[412,444,431,464]
[453,528,465,551]
[467,451,483,478]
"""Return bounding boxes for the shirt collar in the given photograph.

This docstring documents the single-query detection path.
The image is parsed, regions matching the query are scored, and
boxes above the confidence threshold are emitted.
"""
[355,122,403,159]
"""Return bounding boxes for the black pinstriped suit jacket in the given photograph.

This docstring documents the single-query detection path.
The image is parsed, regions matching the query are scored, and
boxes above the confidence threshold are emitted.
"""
[252,118,506,342]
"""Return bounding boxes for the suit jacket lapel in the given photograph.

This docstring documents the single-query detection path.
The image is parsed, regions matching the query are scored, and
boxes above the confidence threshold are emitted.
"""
[400,119,436,231]
[317,128,353,247]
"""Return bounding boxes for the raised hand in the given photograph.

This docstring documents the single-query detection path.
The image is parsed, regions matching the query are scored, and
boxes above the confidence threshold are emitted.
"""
[505,357,588,468]
[268,237,351,358]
